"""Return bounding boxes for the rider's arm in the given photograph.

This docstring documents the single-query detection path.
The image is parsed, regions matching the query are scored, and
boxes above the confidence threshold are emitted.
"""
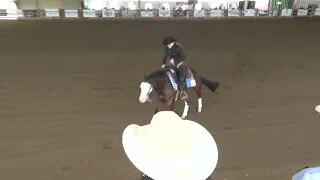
[162,48,169,65]
[162,55,167,65]
[176,47,186,63]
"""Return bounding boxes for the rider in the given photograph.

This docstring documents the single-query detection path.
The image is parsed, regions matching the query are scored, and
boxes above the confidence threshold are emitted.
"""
[161,36,188,100]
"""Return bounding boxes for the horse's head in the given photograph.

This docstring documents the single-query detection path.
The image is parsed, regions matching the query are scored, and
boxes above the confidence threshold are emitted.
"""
[139,81,153,103]
[139,70,167,103]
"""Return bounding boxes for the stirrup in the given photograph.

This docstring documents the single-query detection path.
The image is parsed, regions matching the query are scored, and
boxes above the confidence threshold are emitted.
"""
[180,91,188,100]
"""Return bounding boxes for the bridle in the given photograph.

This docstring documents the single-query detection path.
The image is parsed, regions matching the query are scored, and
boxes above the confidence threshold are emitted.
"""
[144,81,154,103]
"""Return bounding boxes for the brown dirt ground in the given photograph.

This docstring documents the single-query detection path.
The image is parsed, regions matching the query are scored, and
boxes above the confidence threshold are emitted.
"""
[0,18,320,180]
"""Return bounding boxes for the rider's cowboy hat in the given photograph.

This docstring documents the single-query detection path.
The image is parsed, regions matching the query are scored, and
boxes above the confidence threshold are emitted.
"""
[122,111,218,180]
[162,36,178,46]
[293,166,320,180]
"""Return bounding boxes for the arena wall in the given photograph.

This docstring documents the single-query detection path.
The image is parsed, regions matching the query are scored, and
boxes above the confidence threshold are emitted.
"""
[17,0,81,9]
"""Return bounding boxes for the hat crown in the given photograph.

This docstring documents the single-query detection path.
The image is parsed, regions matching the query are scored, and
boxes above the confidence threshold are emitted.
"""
[147,112,193,158]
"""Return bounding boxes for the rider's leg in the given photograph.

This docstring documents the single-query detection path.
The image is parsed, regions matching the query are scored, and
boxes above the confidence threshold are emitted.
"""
[177,64,188,100]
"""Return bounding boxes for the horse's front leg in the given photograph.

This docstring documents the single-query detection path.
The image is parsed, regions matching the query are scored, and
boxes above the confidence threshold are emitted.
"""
[168,99,175,111]
[181,100,189,119]
[154,99,162,114]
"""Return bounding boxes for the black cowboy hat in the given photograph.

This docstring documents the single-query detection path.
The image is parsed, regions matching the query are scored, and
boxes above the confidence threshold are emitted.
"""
[162,36,178,46]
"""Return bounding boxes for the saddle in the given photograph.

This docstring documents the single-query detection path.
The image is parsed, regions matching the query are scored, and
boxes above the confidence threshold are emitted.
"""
[166,68,196,101]
[168,68,193,79]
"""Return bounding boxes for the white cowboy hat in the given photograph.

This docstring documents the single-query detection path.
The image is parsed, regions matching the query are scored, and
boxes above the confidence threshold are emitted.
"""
[293,166,320,180]
[122,111,218,180]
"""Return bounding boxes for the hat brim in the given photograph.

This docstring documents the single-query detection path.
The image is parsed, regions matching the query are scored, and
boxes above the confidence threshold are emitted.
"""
[163,40,175,46]
[122,114,218,180]
[162,36,177,46]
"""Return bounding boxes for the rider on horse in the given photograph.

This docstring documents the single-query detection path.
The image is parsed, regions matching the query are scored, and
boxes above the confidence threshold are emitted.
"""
[161,36,188,100]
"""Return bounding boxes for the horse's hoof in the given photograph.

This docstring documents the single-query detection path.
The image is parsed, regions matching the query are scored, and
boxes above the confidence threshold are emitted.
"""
[181,116,186,119]
[198,108,202,113]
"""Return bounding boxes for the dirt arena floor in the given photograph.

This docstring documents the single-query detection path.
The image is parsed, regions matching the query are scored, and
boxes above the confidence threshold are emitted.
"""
[0,18,320,180]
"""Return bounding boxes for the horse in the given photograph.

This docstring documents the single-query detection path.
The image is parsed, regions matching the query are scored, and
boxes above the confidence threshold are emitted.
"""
[139,68,220,118]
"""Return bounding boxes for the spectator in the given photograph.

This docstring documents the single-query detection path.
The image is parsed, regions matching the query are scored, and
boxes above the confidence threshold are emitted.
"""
[293,166,320,180]
[122,111,219,180]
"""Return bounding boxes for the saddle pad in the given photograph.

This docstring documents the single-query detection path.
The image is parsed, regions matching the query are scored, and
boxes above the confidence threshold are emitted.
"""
[166,72,196,91]
[186,77,196,88]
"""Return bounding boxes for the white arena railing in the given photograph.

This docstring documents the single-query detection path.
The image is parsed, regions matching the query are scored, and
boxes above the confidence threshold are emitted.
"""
[0,8,320,20]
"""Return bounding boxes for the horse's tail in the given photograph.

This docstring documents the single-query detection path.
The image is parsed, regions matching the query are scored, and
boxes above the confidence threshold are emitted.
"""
[200,76,220,92]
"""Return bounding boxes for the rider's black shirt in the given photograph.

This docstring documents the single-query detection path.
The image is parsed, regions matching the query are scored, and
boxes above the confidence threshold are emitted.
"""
[162,43,186,65]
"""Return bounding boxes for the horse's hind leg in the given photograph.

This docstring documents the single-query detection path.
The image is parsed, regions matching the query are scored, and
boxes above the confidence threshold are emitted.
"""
[193,84,203,113]
[181,100,189,119]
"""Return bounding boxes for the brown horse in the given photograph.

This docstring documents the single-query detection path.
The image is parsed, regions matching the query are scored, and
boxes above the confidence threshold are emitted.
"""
[139,68,220,118]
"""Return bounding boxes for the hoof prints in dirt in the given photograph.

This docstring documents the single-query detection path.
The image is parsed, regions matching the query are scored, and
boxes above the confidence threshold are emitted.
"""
[101,140,121,150]
[60,165,72,172]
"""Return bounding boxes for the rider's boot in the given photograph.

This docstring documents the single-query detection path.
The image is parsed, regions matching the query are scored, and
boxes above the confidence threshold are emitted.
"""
[179,81,188,100]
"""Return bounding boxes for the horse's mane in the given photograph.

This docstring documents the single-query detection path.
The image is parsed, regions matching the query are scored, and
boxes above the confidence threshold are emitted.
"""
[145,69,167,81]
